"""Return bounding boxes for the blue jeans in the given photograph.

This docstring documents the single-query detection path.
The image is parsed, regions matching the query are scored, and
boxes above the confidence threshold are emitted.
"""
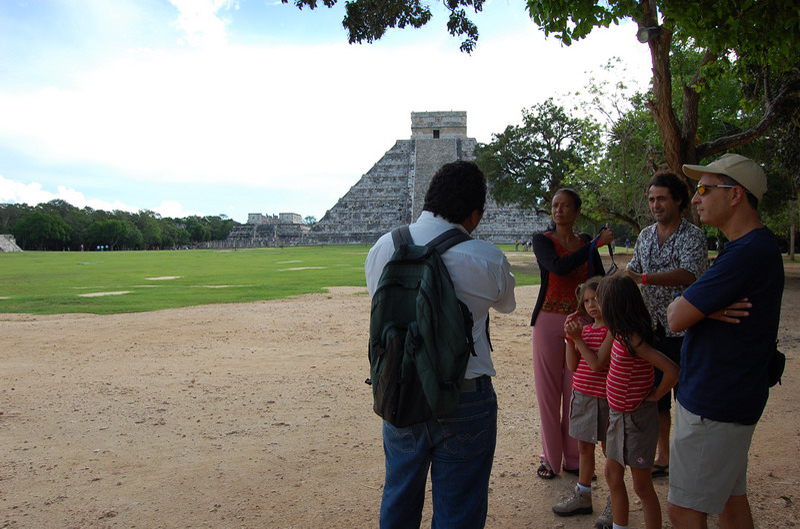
[379,376,497,529]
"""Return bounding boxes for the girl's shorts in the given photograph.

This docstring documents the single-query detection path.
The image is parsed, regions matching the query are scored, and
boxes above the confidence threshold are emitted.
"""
[568,389,609,444]
[606,401,658,468]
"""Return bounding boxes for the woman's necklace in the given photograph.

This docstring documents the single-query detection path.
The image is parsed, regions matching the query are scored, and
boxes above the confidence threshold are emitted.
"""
[553,230,580,250]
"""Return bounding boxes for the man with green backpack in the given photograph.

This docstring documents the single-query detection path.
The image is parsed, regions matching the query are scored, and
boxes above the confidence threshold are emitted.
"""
[365,160,516,528]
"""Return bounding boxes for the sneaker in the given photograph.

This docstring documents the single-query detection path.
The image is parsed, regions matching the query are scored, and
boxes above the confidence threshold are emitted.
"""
[552,485,593,517]
[593,495,613,528]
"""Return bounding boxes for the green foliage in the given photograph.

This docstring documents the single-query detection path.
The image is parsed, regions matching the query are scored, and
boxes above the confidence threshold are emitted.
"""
[662,1,800,72]
[475,99,602,211]
[0,203,33,232]
[526,0,636,45]
[12,212,72,250]
[1,201,241,251]
[283,0,485,53]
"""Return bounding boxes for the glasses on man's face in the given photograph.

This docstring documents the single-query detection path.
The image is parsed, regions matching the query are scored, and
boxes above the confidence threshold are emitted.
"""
[696,183,737,196]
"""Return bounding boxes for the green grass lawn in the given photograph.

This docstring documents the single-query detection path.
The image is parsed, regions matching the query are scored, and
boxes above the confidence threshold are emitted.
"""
[0,245,540,315]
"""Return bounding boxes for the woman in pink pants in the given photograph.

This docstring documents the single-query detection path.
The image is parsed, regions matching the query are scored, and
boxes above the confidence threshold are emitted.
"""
[530,189,612,479]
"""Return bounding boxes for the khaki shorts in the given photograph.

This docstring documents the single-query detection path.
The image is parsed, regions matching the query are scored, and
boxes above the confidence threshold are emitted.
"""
[606,401,658,468]
[668,402,756,514]
[569,389,609,444]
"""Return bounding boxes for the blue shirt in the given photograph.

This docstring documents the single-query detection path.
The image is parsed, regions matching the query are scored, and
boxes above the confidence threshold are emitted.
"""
[678,227,783,424]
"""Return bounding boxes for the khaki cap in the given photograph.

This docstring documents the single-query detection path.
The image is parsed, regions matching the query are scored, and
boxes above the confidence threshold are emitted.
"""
[683,153,767,201]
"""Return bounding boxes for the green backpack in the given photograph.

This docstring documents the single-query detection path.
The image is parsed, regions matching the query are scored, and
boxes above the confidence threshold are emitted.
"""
[367,226,475,427]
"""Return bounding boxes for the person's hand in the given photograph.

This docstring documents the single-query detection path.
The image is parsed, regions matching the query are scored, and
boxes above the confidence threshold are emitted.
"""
[620,269,642,284]
[644,387,660,402]
[708,298,751,323]
[564,311,580,326]
[564,318,583,341]
[597,227,614,248]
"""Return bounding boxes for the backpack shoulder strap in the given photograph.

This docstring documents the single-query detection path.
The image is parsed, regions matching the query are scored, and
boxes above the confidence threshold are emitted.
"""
[391,225,413,250]
[427,228,471,255]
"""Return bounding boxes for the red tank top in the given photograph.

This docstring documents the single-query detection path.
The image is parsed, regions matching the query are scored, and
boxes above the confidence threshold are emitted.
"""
[542,233,588,314]
[572,323,609,398]
[606,338,654,412]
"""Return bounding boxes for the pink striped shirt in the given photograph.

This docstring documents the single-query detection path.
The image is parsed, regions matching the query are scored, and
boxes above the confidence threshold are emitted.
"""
[572,324,609,399]
[606,338,654,412]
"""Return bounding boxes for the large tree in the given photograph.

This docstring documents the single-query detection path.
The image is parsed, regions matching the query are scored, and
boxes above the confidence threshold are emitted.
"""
[526,0,800,175]
[474,99,602,212]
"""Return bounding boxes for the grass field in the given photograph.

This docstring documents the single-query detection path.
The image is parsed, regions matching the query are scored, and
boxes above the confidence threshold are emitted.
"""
[0,245,539,315]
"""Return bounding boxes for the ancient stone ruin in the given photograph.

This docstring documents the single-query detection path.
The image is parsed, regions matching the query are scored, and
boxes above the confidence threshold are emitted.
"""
[0,234,23,252]
[220,111,547,248]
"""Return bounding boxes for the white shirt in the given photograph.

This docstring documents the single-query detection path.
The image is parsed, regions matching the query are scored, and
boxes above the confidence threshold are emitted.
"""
[365,211,516,378]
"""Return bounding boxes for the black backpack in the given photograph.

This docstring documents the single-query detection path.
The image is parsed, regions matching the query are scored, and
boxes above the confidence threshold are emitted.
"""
[367,226,475,427]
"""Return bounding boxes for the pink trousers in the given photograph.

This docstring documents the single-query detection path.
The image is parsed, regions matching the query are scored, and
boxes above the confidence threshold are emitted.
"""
[532,312,579,472]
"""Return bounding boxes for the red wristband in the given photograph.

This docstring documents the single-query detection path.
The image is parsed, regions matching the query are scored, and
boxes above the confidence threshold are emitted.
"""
[565,337,574,344]
[641,273,648,285]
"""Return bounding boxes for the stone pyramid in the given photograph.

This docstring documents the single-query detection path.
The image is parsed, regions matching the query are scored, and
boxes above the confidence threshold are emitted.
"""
[304,111,547,245]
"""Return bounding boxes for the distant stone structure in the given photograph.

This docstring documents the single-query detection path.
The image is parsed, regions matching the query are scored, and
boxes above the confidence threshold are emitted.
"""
[0,234,23,252]
[304,111,548,245]
[246,213,278,225]
[217,111,547,248]
[218,212,308,248]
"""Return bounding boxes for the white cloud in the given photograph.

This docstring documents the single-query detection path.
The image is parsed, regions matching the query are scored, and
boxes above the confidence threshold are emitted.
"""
[0,5,653,221]
[0,23,650,189]
[153,199,196,218]
[0,174,139,213]
[167,0,238,48]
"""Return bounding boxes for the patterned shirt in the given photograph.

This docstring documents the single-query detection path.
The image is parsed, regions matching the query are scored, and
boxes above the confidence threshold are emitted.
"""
[572,323,609,399]
[606,338,654,413]
[627,218,707,337]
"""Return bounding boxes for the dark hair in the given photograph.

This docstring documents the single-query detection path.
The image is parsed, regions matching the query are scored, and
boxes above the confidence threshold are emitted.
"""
[575,276,602,319]
[422,161,487,224]
[597,274,653,355]
[553,188,582,211]
[648,171,691,212]
[719,174,759,209]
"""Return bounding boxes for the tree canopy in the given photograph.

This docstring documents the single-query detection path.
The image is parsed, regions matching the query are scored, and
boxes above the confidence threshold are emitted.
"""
[474,99,601,212]
[282,0,486,52]
[525,0,800,173]
[2,200,238,251]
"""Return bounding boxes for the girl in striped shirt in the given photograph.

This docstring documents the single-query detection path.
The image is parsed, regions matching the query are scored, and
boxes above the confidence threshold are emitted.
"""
[599,274,678,529]
[552,277,613,520]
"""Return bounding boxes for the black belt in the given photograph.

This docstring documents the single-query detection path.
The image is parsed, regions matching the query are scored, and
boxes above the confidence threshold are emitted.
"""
[461,375,491,392]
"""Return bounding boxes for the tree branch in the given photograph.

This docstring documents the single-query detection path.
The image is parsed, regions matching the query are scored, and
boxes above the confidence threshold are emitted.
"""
[598,207,641,234]
[697,73,800,158]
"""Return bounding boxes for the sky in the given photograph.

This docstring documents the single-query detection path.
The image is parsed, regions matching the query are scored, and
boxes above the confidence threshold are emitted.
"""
[0,0,653,223]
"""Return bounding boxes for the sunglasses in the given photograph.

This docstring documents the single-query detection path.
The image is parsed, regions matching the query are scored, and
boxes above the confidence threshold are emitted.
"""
[695,183,737,196]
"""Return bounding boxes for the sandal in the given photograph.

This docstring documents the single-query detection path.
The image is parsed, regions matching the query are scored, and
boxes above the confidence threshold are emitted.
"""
[652,464,669,478]
[537,462,556,480]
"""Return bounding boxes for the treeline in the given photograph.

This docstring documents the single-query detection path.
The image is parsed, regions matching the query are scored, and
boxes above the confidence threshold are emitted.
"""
[0,200,238,251]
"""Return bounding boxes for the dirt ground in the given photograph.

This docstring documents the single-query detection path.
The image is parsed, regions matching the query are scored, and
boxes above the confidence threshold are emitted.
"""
[2,254,799,528]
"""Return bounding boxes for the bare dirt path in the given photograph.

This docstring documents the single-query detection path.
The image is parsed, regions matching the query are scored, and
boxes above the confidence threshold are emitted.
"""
[2,262,799,528]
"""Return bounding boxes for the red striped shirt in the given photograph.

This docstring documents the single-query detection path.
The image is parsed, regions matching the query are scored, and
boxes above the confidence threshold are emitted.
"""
[606,338,654,412]
[572,324,609,398]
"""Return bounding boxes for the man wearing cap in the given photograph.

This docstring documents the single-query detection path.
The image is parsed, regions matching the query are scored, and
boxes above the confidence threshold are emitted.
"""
[622,171,707,479]
[667,154,784,528]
